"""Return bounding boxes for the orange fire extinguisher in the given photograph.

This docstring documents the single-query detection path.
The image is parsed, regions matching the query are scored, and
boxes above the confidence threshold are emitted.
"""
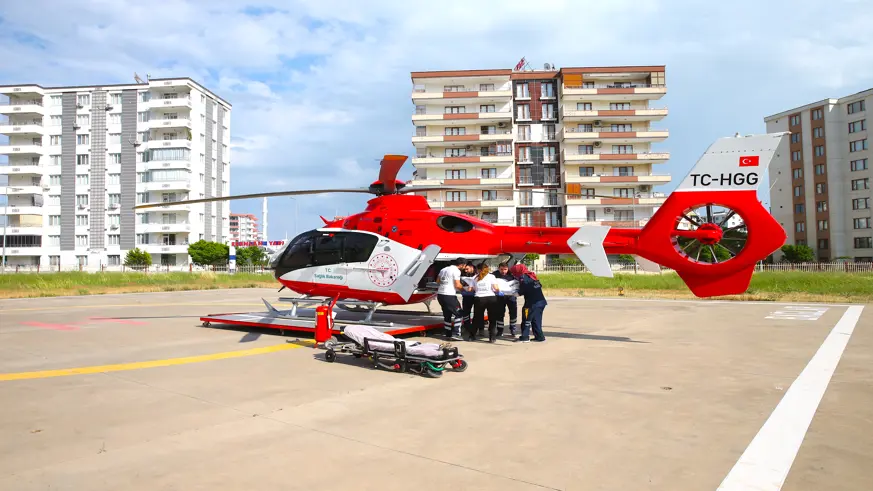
[314,305,334,344]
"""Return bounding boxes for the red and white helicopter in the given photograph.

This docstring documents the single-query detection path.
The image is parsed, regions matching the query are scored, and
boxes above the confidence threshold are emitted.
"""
[136,132,788,316]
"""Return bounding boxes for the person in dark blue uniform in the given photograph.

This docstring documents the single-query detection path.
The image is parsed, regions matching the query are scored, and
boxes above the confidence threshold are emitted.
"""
[492,262,518,338]
[509,263,547,343]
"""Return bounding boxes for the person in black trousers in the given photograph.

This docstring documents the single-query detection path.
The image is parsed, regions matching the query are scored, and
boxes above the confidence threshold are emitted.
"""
[467,264,501,342]
[435,257,466,340]
[510,263,547,343]
[492,261,518,338]
[459,261,477,339]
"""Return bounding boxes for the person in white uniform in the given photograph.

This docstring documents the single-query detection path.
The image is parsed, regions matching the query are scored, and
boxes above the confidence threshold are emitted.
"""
[467,264,501,343]
[436,257,466,340]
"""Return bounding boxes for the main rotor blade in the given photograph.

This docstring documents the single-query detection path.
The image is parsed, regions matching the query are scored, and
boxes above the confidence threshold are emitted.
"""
[378,155,408,194]
[133,188,373,209]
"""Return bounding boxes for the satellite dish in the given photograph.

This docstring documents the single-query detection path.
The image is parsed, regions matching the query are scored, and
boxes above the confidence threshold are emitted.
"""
[544,63,551,70]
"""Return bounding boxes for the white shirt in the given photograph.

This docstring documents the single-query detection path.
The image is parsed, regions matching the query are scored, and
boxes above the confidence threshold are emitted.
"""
[437,265,461,295]
[473,273,497,297]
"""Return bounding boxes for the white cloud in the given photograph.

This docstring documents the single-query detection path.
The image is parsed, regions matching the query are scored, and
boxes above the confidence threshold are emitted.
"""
[1,0,872,238]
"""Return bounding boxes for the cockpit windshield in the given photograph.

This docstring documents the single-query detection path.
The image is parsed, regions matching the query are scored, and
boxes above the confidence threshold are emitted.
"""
[273,230,380,276]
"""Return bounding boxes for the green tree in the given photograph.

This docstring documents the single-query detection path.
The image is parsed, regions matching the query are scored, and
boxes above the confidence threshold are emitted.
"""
[235,246,268,266]
[780,244,815,263]
[188,240,229,266]
[124,247,152,267]
[617,254,636,264]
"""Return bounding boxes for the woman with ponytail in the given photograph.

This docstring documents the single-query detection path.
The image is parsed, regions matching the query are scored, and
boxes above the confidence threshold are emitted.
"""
[509,263,547,343]
[468,264,501,342]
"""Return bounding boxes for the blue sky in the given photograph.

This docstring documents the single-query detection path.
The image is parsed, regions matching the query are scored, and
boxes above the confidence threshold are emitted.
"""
[1,0,872,240]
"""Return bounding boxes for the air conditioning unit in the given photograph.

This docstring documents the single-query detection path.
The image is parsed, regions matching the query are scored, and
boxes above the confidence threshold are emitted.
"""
[593,120,602,126]
[639,185,651,192]
[497,122,506,128]
[593,141,602,147]
[604,207,613,213]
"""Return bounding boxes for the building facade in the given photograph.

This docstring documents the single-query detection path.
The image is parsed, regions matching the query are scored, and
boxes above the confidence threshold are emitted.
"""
[764,88,871,262]
[0,78,231,269]
[408,65,669,234]
[229,213,259,242]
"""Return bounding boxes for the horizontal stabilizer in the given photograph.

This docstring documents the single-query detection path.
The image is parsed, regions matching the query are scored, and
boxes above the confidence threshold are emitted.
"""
[633,255,661,273]
[567,226,613,278]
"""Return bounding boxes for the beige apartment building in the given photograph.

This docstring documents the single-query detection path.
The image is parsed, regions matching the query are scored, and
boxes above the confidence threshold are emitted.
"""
[408,64,670,235]
[764,88,872,262]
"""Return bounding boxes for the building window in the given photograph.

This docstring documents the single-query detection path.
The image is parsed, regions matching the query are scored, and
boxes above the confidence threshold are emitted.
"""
[445,148,466,157]
[792,150,801,161]
[813,127,824,138]
[516,104,530,120]
[817,220,828,231]
[848,120,866,133]
[137,234,149,245]
[50,135,62,145]
[518,125,531,140]
[515,83,529,98]
[48,195,60,206]
[109,153,121,164]
[609,103,631,110]
[811,108,823,120]
[76,94,90,106]
[108,255,121,266]
[794,203,804,213]
[446,191,466,202]
[815,201,827,212]
[612,145,633,154]
[50,95,62,106]
[49,175,61,186]
[854,218,871,229]
[854,237,873,249]
[793,186,802,197]
[479,83,494,92]
[847,100,865,114]
[76,154,89,166]
[444,127,465,136]
[542,103,556,119]
[50,155,61,166]
[790,133,801,143]
[818,239,829,250]
[76,235,88,247]
[48,235,60,247]
[814,145,824,157]
[851,159,868,171]
[108,173,120,185]
[76,174,89,185]
[793,168,803,179]
[849,139,868,152]
[541,83,555,98]
[816,183,826,194]
[479,104,495,113]
[854,198,870,210]
[76,215,88,226]
[577,102,592,110]
[77,114,90,126]
[815,164,825,175]
[482,190,496,201]
[580,166,594,177]
[108,194,121,205]
[852,178,870,191]
[481,168,497,179]
[76,134,89,145]
[789,115,801,126]
[76,194,88,206]
[49,215,60,226]
[108,215,120,226]
[795,222,805,232]
[108,235,120,246]
[445,169,466,180]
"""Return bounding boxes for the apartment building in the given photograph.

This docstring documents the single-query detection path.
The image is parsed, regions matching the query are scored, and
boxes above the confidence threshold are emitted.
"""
[408,64,669,232]
[764,88,872,262]
[0,78,231,269]
[229,213,259,242]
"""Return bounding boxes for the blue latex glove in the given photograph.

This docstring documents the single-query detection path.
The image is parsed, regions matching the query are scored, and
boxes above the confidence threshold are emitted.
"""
[496,291,504,296]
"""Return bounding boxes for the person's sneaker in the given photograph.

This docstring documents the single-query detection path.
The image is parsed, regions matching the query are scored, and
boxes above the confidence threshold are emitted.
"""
[515,337,530,343]
[532,338,546,342]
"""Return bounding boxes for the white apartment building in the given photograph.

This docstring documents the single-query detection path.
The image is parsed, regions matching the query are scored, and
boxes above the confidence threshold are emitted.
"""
[408,65,670,236]
[229,213,259,242]
[0,78,231,269]
[764,88,871,262]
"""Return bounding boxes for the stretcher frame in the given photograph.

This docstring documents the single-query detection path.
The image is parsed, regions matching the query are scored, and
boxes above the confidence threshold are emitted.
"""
[323,334,467,378]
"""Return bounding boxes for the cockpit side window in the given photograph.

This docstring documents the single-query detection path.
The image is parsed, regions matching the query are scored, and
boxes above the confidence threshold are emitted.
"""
[343,233,378,263]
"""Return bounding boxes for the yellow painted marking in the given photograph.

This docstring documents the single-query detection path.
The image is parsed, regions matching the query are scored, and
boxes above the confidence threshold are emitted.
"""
[0,302,267,313]
[0,341,314,382]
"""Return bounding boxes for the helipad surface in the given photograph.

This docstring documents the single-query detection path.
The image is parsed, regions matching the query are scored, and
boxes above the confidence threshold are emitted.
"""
[0,288,870,490]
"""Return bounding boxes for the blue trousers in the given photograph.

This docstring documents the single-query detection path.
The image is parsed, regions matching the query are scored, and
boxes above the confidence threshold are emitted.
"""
[520,300,547,341]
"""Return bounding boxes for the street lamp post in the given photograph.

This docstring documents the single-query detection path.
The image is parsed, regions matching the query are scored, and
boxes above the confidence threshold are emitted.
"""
[288,197,298,238]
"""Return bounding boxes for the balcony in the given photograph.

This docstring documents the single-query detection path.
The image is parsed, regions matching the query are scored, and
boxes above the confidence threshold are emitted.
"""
[3,226,44,236]
[0,101,44,116]
[0,185,44,195]
[144,202,192,212]
[147,139,193,150]
[565,219,649,228]
[562,150,670,163]
[0,144,44,156]
[148,118,192,130]
[0,86,45,97]
[139,180,193,192]
[411,151,514,165]
[563,171,671,185]
[411,130,513,145]
[561,83,667,100]
[140,223,192,234]
[150,96,193,110]
[0,206,44,215]
[561,107,668,122]
[412,109,513,125]
[0,246,44,256]
[426,198,515,210]
[408,177,514,188]
[563,193,667,206]
[0,121,44,136]
[412,86,512,103]
[0,163,43,175]
[142,244,190,255]
[140,160,192,172]
[561,127,669,143]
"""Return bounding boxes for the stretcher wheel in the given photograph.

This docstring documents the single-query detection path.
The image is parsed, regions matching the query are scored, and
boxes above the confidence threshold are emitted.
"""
[422,367,443,378]
[325,350,336,363]
[451,359,468,372]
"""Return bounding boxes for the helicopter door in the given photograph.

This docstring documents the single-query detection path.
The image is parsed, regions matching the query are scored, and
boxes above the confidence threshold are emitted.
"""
[308,232,349,286]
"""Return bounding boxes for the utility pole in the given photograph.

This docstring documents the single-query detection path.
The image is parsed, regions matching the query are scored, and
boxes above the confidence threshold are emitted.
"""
[1,209,6,273]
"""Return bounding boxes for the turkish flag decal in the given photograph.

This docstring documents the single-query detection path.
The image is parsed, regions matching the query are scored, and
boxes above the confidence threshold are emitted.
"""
[739,155,759,167]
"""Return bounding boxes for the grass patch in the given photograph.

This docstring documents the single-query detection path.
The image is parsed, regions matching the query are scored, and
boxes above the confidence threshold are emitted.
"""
[538,271,873,303]
[0,272,277,299]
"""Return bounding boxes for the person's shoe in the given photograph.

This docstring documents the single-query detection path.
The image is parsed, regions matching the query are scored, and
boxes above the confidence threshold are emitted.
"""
[450,335,463,341]
[533,338,546,342]
[515,337,530,343]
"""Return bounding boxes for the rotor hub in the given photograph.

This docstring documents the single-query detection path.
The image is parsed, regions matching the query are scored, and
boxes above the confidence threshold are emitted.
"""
[696,223,723,245]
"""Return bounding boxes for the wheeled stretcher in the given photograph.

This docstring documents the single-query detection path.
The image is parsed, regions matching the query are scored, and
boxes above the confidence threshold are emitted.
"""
[323,325,467,378]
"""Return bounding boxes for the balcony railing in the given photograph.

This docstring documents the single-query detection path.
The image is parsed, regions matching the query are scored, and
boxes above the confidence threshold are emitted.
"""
[0,100,43,106]
[563,83,666,89]
[414,129,513,137]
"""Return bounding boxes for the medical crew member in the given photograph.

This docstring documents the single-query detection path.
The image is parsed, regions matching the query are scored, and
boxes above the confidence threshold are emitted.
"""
[492,262,518,338]
[509,263,547,343]
[468,264,501,342]
[436,258,465,340]
[459,261,477,336]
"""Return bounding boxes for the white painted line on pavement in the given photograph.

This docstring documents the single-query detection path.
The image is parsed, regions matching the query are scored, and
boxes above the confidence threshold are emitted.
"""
[765,306,829,321]
[547,296,856,307]
[716,305,865,491]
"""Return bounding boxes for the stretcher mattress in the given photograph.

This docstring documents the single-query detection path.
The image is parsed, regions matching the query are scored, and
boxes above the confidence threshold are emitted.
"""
[342,325,448,358]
